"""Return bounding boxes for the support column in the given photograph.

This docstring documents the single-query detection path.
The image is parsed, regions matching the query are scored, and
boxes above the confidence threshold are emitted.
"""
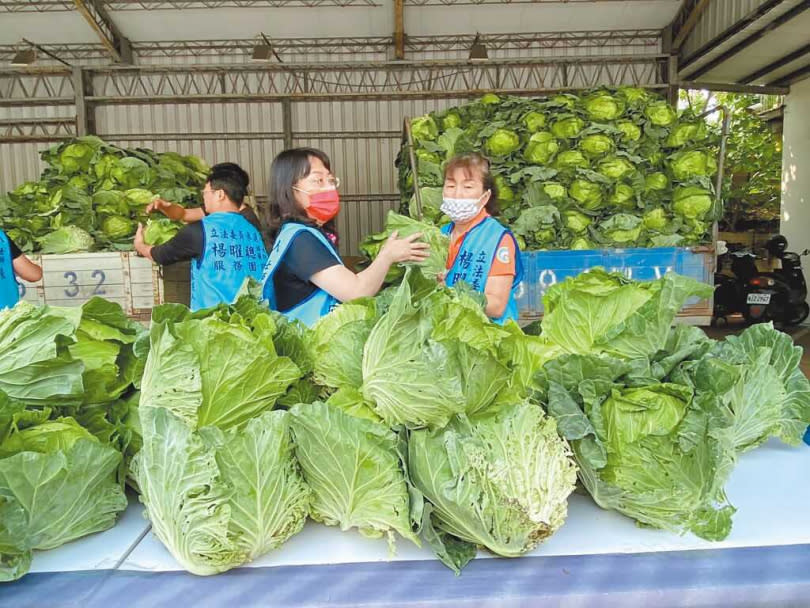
[780,77,810,305]
[281,98,293,150]
[72,66,95,136]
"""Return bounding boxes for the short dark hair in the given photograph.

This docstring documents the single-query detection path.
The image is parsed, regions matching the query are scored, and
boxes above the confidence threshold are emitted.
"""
[444,153,500,216]
[259,147,335,246]
[207,163,249,206]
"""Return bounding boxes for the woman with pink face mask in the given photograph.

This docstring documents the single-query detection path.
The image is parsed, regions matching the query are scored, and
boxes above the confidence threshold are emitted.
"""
[258,148,429,326]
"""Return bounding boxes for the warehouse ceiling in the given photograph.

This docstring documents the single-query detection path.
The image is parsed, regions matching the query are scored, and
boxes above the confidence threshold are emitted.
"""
[674,0,810,88]
[0,0,679,60]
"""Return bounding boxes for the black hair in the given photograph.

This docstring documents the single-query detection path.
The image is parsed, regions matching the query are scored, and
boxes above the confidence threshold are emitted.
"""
[207,163,249,206]
[444,153,500,216]
[259,147,337,247]
[210,162,250,191]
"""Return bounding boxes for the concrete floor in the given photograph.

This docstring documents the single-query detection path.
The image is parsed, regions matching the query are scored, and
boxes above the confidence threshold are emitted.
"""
[703,317,810,379]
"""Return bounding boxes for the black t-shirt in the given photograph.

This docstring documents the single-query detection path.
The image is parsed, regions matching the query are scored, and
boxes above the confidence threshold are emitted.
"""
[151,207,261,266]
[8,238,22,260]
[151,223,204,266]
[274,224,342,312]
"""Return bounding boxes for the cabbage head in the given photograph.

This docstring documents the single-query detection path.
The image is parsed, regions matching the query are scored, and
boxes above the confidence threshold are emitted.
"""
[125,188,158,207]
[598,157,635,180]
[673,186,713,220]
[524,131,559,164]
[494,175,515,206]
[543,182,567,200]
[645,101,677,127]
[144,218,181,246]
[618,87,649,106]
[481,93,501,105]
[551,116,585,139]
[570,236,595,250]
[670,150,717,181]
[563,210,591,234]
[441,111,462,130]
[609,183,636,208]
[569,179,603,210]
[410,403,577,564]
[579,134,613,158]
[487,129,521,156]
[584,93,624,121]
[416,149,441,165]
[411,116,439,142]
[616,121,642,142]
[102,216,136,240]
[523,111,547,132]
[644,172,669,191]
[35,226,95,254]
[643,208,669,231]
[602,213,643,245]
[551,94,578,110]
[666,122,708,147]
[554,150,589,171]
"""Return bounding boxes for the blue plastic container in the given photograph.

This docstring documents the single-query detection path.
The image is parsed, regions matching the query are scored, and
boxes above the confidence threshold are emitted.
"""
[520,246,713,316]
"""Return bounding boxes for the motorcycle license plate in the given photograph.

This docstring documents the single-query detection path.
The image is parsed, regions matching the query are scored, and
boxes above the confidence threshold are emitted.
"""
[747,293,772,305]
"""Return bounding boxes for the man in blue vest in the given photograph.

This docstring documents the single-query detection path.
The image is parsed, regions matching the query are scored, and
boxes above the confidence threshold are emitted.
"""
[0,228,42,310]
[134,163,268,311]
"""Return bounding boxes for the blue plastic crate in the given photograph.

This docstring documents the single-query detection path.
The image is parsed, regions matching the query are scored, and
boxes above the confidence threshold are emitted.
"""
[520,247,713,316]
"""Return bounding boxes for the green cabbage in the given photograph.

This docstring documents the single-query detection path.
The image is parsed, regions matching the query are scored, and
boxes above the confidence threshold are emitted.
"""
[670,150,717,180]
[143,217,181,246]
[487,128,521,156]
[543,182,567,200]
[101,216,136,240]
[616,121,642,142]
[564,210,592,234]
[584,93,625,121]
[643,207,669,231]
[554,150,589,171]
[551,116,586,139]
[666,122,708,147]
[410,403,576,562]
[645,101,677,127]
[522,111,547,132]
[645,172,669,191]
[609,183,636,208]
[524,131,559,164]
[673,185,713,220]
[601,213,643,245]
[579,134,614,158]
[441,111,462,130]
[35,226,94,254]
[598,157,635,180]
[569,179,603,210]
[410,116,439,142]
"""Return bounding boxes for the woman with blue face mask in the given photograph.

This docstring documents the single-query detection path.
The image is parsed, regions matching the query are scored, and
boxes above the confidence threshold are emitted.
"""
[440,153,524,324]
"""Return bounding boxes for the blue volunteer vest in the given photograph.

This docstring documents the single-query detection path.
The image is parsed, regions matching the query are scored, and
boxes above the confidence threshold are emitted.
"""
[190,212,268,311]
[260,222,342,327]
[0,229,20,310]
[441,216,524,324]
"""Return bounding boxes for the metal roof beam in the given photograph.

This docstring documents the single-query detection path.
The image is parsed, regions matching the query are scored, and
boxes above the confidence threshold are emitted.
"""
[680,0,787,70]
[768,61,810,86]
[684,0,809,80]
[677,79,789,95]
[670,0,712,50]
[73,0,133,63]
[740,43,810,84]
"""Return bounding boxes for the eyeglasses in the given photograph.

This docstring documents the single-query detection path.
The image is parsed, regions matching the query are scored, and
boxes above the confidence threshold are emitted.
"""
[299,175,340,191]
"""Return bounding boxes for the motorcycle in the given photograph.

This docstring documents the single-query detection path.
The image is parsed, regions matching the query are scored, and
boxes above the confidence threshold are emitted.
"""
[712,242,759,325]
[743,235,810,326]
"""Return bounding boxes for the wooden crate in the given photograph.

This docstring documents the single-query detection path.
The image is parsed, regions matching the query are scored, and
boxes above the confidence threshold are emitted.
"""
[18,252,190,320]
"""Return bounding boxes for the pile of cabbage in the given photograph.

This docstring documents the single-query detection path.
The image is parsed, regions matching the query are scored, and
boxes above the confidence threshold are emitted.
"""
[398,88,720,250]
[0,136,207,254]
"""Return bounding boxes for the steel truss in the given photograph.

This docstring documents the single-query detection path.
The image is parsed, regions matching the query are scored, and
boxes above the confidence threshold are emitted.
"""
[0,31,660,62]
[0,0,379,10]
[84,57,666,103]
[0,117,77,142]
[0,69,76,107]
[0,56,666,106]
